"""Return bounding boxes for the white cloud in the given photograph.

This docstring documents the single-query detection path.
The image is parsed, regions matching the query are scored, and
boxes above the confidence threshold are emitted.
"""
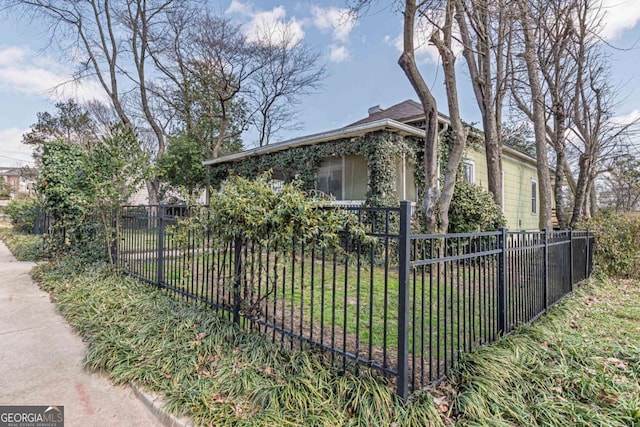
[0,46,26,67]
[0,46,108,104]
[599,0,640,40]
[612,109,640,126]
[226,3,305,47]
[329,45,349,62]
[225,0,252,16]
[388,12,463,64]
[311,7,356,43]
[0,127,33,165]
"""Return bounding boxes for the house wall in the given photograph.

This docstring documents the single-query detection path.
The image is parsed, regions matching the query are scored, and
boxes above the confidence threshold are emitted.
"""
[464,145,539,230]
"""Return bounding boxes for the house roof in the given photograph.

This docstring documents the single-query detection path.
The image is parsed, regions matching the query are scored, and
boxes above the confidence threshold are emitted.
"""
[203,99,537,166]
[203,118,425,166]
[0,168,21,176]
[347,99,451,127]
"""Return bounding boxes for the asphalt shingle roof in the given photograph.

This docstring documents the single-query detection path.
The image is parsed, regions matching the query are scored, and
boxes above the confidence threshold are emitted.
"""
[346,100,425,127]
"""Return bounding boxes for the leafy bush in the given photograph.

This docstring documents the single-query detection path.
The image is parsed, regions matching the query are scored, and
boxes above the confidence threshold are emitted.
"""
[448,181,506,233]
[4,197,43,234]
[179,173,373,250]
[39,125,147,262]
[586,211,640,279]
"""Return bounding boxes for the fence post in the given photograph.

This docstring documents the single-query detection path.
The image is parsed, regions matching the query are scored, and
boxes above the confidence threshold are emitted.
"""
[396,200,411,401]
[497,227,507,335]
[233,236,243,325]
[568,229,573,291]
[110,208,119,266]
[585,228,590,278]
[157,204,165,286]
[543,229,549,311]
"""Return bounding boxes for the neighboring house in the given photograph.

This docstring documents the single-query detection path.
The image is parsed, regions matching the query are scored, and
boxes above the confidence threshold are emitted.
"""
[204,100,541,230]
[0,167,36,196]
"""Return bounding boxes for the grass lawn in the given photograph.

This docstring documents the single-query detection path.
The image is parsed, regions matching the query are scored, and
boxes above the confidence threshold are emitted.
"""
[121,237,500,383]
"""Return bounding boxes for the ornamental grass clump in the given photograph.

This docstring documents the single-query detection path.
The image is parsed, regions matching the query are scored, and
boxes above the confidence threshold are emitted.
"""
[450,276,640,426]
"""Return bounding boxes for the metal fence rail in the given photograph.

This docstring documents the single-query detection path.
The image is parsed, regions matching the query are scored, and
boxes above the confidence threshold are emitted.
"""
[117,201,595,399]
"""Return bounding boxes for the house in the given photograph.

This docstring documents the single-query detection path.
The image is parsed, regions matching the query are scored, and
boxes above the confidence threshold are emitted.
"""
[204,100,541,230]
[0,167,36,198]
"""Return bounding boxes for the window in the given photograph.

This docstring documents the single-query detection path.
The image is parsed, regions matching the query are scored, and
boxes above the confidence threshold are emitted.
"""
[531,179,538,214]
[463,159,475,184]
[316,157,342,198]
[316,155,367,200]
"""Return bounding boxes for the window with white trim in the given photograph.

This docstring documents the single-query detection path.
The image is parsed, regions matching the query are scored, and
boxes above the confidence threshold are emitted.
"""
[462,159,475,184]
[316,155,367,200]
[531,179,538,214]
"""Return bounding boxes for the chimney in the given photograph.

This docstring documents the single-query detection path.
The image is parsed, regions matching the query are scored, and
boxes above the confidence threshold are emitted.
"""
[368,105,382,115]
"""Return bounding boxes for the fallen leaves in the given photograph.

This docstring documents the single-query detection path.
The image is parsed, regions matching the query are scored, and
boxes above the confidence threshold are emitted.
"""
[605,357,628,370]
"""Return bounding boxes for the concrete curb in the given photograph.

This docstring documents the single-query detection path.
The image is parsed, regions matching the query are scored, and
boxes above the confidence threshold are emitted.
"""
[131,385,195,427]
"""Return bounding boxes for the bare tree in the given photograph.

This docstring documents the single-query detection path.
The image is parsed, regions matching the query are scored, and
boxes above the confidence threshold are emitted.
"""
[513,0,555,230]
[147,12,326,155]
[600,152,640,212]
[248,24,326,147]
[395,0,441,233]
[429,0,469,232]
[7,0,190,204]
[350,0,475,232]
[455,0,514,209]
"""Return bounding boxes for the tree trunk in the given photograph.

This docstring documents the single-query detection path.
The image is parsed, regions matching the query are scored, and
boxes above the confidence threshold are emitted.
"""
[518,1,553,230]
[398,0,440,233]
[432,0,467,233]
[553,118,568,229]
[571,154,589,226]
[146,179,159,206]
[455,0,505,209]
[589,179,598,217]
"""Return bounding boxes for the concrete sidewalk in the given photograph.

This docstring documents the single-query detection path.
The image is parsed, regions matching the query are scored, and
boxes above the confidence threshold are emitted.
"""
[0,240,161,426]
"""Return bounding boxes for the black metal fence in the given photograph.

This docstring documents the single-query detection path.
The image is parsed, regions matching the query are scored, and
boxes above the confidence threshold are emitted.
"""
[117,202,594,399]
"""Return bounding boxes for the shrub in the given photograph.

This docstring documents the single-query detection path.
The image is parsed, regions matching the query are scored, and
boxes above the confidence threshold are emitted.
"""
[4,197,43,234]
[586,211,640,279]
[448,181,506,233]
[180,173,373,250]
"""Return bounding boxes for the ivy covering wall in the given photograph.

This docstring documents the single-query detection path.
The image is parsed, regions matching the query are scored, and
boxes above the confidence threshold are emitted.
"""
[208,130,422,208]
[208,128,504,232]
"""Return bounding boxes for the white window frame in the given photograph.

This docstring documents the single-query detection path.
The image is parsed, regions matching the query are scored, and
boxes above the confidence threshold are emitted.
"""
[531,179,538,214]
[317,155,367,203]
[462,159,475,184]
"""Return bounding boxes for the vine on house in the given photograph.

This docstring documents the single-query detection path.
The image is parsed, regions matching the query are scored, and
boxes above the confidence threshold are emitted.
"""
[208,130,422,209]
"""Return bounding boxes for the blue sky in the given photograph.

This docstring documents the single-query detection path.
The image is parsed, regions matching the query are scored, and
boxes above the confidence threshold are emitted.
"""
[1,0,639,166]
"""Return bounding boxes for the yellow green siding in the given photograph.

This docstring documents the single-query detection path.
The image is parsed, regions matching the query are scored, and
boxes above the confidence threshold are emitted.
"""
[464,145,539,230]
